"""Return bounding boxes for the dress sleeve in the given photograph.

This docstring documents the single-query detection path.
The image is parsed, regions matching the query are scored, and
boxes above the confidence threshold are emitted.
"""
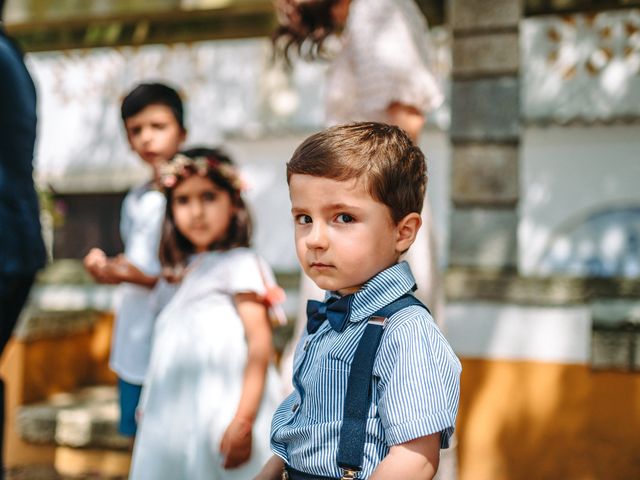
[374,306,461,448]
[148,277,178,316]
[347,0,444,116]
[223,249,272,297]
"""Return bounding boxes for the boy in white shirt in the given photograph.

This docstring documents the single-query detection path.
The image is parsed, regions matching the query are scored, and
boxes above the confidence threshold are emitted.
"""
[84,83,186,439]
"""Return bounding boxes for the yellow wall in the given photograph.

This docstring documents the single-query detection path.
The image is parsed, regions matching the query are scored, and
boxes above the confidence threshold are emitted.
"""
[458,358,640,480]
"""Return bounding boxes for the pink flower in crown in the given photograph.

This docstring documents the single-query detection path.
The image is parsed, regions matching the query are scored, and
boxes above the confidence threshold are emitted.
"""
[162,174,177,188]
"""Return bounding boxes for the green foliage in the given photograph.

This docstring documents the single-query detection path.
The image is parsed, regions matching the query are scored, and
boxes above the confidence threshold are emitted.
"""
[38,188,66,228]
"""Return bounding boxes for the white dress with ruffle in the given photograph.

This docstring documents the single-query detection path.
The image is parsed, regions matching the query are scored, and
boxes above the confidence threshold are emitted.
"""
[130,248,282,480]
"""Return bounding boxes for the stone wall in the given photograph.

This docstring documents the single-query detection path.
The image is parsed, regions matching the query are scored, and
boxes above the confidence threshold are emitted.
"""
[449,0,522,270]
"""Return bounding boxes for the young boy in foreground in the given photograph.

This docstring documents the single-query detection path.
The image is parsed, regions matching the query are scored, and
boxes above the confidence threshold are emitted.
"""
[257,122,461,480]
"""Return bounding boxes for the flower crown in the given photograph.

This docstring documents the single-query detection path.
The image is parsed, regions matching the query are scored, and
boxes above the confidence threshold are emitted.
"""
[159,154,247,192]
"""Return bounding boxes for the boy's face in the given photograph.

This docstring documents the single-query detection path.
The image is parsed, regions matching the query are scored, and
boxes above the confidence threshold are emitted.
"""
[124,104,185,170]
[290,174,418,295]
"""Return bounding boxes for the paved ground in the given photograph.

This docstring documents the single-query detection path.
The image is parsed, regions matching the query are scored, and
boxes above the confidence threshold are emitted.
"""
[6,466,126,480]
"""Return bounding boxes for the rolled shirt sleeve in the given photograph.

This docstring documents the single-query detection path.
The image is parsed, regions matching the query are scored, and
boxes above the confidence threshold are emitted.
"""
[375,306,461,448]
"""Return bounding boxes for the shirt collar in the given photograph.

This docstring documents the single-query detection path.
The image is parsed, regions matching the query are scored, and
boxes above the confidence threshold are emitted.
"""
[325,261,417,325]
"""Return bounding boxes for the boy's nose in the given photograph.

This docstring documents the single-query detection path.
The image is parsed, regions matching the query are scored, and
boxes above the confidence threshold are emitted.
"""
[305,223,328,249]
[140,127,153,143]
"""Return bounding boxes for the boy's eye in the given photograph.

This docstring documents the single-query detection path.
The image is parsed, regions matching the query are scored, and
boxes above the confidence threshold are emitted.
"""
[295,214,312,225]
[336,213,354,223]
[152,122,167,130]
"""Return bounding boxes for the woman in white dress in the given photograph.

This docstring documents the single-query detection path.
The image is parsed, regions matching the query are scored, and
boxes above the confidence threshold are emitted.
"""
[273,3,455,478]
[274,0,445,382]
[129,148,283,480]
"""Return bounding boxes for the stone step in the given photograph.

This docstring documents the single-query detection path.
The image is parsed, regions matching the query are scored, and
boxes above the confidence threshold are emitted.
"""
[17,385,129,451]
[5,465,59,480]
[6,454,130,480]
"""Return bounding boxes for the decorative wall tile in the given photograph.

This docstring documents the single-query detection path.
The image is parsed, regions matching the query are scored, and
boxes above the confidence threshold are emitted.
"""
[522,9,640,123]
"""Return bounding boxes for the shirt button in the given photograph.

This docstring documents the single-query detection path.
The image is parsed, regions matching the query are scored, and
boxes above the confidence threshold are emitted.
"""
[291,403,299,413]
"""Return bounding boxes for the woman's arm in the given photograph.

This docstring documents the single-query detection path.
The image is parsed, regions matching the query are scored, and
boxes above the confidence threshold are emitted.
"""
[220,292,274,469]
[386,102,425,144]
[253,455,285,480]
[370,432,441,480]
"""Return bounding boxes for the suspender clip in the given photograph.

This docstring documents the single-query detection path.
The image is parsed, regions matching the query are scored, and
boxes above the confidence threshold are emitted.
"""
[340,468,359,479]
[367,315,387,328]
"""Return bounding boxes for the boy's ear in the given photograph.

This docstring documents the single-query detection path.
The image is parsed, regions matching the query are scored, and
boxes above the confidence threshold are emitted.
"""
[395,212,422,253]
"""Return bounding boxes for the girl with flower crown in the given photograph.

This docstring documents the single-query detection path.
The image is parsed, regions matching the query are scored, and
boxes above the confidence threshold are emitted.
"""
[129,147,285,480]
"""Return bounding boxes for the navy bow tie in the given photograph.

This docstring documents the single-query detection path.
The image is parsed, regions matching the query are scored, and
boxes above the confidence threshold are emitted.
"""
[306,295,354,334]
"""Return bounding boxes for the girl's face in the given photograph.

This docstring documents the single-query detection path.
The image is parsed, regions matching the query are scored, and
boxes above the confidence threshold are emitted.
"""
[171,175,235,253]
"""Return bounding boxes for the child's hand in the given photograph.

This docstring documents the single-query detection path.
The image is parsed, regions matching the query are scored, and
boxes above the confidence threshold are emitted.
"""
[83,248,107,280]
[111,254,137,277]
[84,248,106,267]
[83,249,127,284]
[219,417,253,469]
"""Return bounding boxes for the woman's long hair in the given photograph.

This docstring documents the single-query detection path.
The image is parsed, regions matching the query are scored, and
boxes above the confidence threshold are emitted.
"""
[272,0,339,63]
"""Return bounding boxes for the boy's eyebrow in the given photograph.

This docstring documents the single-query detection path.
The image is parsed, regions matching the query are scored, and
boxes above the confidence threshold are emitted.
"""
[327,202,362,211]
[291,202,362,214]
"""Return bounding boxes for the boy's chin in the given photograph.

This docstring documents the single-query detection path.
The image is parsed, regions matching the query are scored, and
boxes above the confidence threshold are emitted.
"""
[308,276,338,293]
[310,277,361,295]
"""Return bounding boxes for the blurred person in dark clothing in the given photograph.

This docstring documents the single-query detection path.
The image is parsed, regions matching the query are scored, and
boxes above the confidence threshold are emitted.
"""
[0,0,47,475]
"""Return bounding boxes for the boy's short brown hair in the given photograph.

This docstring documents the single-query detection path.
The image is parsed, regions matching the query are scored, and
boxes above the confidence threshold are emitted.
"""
[286,122,427,223]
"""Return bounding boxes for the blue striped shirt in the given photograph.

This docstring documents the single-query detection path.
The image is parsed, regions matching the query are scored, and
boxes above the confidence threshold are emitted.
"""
[271,261,461,478]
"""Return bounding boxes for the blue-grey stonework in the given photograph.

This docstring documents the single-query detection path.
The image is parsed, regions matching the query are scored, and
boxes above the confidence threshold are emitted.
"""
[452,32,520,78]
[449,208,518,269]
[450,0,521,31]
[450,77,520,142]
[452,142,519,207]
[448,0,522,270]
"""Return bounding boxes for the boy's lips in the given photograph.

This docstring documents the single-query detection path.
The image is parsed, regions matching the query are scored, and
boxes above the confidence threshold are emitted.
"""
[310,262,334,269]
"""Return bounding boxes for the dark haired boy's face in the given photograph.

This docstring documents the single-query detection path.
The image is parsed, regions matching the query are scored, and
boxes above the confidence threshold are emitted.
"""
[125,104,185,170]
[290,173,405,295]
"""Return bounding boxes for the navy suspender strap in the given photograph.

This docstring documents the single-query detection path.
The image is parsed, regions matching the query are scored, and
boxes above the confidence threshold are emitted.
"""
[336,294,430,479]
